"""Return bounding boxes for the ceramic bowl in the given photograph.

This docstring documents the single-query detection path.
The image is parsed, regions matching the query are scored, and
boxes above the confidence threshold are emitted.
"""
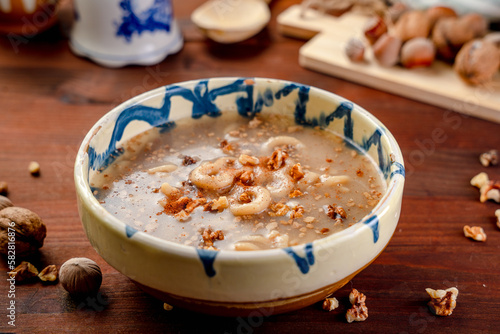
[74,77,405,316]
[191,0,271,43]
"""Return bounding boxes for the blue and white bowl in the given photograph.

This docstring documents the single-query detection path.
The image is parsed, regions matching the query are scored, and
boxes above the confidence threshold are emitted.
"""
[74,77,405,316]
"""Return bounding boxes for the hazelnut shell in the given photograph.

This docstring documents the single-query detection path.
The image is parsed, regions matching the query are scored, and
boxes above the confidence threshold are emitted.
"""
[59,257,102,296]
[0,206,46,256]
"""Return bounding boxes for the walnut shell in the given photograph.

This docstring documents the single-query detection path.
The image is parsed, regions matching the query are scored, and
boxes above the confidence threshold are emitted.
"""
[0,195,13,211]
[0,206,46,256]
[59,257,102,296]
[454,39,500,85]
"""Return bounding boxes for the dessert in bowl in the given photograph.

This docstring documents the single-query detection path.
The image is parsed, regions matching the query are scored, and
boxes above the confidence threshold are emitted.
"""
[74,77,405,316]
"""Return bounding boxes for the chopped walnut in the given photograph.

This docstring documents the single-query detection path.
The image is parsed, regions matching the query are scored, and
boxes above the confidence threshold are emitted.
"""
[204,196,229,212]
[479,149,498,167]
[290,205,305,219]
[162,196,206,220]
[219,139,237,153]
[38,264,58,282]
[326,205,347,223]
[356,169,364,177]
[463,225,487,242]
[322,297,339,311]
[182,155,197,166]
[289,163,305,181]
[470,172,489,188]
[481,181,500,203]
[320,228,330,234]
[346,289,368,323]
[289,189,303,198]
[239,154,259,166]
[267,149,288,170]
[200,227,224,249]
[426,287,458,316]
[268,202,290,217]
[239,192,252,203]
[237,170,255,185]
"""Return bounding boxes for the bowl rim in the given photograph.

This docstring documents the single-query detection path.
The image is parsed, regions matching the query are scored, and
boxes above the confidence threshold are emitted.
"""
[74,76,405,262]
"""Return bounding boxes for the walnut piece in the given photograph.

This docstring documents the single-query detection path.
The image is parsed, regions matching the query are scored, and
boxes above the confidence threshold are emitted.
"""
[346,289,368,323]
[289,163,305,181]
[203,196,229,212]
[0,206,47,256]
[238,154,259,166]
[268,202,289,217]
[267,149,288,170]
[200,227,224,249]
[463,225,487,241]
[38,264,58,282]
[322,297,339,311]
[0,195,13,211]
[479,149,499,167]
[426,287,458,316]
[470,172,500,203]
[237,170,255,185]
[11,261,39,282]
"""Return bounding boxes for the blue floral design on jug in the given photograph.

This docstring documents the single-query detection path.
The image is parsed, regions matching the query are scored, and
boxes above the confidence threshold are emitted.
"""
[116,0,172,42]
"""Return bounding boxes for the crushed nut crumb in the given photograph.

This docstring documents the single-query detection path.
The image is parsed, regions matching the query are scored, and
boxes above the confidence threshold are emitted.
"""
[290,205,305,219]
[479,149,498,167]
[200,227,224,249]
[463,225,487,241]
[204,196,229,212]
[289,163,305,181]
[182,155,197,166]
[269,202,290,217]
[289,189,303,198]
[426,287,458,316]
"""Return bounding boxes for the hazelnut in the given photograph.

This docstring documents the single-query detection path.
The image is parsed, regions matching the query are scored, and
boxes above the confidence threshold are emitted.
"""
[38,264,58,282]
[0,181,8,195]
[59,257,102,296]
[432,14,488,62]
[28,161,41,176]
[345,37,365,62]
[454,39,500,85]
[394,10,431,43]
[401,37,436,68]
[372,33,402,67]
[426,6,457,29]
[0,206,47,256]
[484,32,500,49]
[10,261,39,282]
[0,195,13,211]
[387,2,408,24]
[363,16,387,45]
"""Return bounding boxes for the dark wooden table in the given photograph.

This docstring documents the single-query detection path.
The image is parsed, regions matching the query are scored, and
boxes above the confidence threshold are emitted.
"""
[1,1,499,333]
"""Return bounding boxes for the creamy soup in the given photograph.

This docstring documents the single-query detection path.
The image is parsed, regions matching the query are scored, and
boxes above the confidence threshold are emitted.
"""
[91,113,386,251]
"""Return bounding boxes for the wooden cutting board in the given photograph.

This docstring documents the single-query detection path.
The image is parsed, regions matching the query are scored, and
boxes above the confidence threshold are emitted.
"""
[277,5,500,124]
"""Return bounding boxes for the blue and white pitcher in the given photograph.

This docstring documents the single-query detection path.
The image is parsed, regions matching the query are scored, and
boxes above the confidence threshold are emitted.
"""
[70,0,183,67]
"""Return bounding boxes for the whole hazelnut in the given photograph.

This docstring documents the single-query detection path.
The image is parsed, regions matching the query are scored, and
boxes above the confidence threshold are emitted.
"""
[394,10,431,43]
[454,39,500,85]
[363,16,387,45]
[59,257,102,296]
[426,6,457,29]
[372,33,402,67]
[0,206,46,256]
[401,37,436,68]
[484,32,500,49]
[345,37,365,62]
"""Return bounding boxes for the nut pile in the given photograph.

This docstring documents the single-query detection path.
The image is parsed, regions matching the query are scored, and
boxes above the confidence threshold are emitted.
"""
[344,3,500,85]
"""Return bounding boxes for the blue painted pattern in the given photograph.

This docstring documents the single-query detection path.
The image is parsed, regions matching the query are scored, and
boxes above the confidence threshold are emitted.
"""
[126,225,138,238]
[196,249,218,277]
[116,0,173,42]
[87,78,404,265]
[283,243,315,274]
[363,215,380,243]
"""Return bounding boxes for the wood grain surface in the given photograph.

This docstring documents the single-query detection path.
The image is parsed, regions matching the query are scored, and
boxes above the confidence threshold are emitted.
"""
[0,1,499,333]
